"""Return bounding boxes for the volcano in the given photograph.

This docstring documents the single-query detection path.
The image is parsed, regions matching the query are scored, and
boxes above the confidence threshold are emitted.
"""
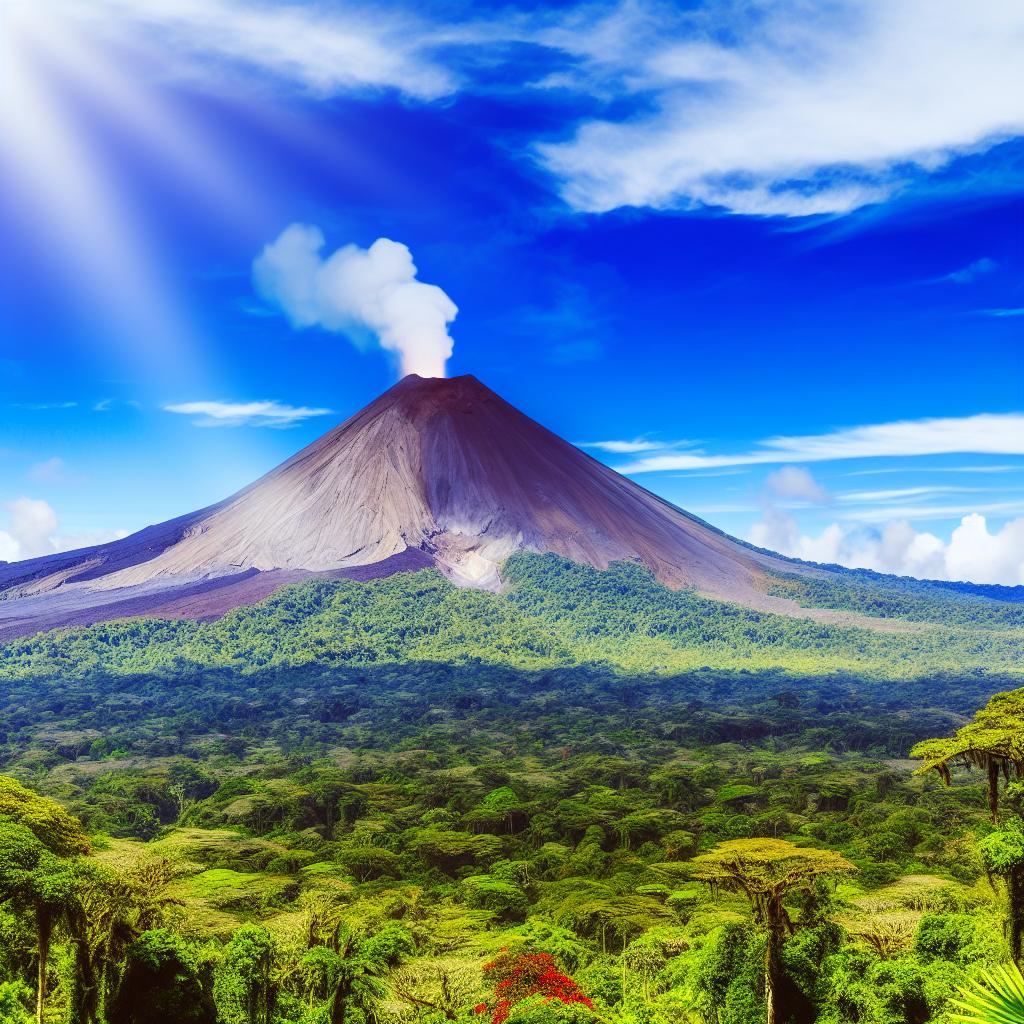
[0,374,823,638]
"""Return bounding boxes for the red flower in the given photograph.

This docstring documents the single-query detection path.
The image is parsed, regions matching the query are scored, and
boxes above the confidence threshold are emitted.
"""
[479,950,594,1023]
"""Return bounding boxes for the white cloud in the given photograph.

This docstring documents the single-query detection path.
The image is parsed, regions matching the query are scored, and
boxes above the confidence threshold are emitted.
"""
[764,466,829,503]
[253,224,458,379]
[0,496,127,563]
[836,485,981,504]
[538,0,1024,216]
[749,508,1024,585]
[578,437,693,454]
[619,413,1024,473]
[0,497,58,560]
[62,0,456,100]
[980,308,1024,318]
[942,257,998,284]
[163,399,332,428]
[844,464,1024,476]
[12,401,78,410]
[52,529,129,553]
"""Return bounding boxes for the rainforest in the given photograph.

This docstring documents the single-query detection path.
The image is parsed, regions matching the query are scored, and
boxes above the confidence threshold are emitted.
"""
[1,555,1022,1024]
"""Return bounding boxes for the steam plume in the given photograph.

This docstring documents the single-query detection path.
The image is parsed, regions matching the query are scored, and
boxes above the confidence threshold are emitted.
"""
[253,223,457,378]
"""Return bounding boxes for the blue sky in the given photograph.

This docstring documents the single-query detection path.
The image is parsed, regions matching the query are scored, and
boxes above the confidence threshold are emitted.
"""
[1,0,1023,582]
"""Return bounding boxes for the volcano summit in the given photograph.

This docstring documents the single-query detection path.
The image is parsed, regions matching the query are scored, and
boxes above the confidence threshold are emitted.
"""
[0,374,823,638]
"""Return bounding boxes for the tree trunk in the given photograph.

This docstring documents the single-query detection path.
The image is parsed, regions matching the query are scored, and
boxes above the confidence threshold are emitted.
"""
[1010,867,1024,963]
[989,759,1001,824]
[36,908,52,1024]
[765,933,780,1024]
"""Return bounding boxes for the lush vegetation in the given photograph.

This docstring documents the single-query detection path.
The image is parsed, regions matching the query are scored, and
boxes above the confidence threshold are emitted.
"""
[3,555,1024,679]
[768,570,1024,630]
[1,554,1023,1023]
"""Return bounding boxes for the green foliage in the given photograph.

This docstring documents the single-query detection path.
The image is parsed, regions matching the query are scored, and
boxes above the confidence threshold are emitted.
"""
[0,554,1023,1023]
[0,980,32,1024]
[107,929,216,1024]
[768,571,1024,629]
[213,925,278,1024]
[0,776,90,856]
[952,962,1024,1024]
[2,555,1022,682]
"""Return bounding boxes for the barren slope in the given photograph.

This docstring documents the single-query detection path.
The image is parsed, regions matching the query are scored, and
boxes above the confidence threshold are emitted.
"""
[0,374,825,636]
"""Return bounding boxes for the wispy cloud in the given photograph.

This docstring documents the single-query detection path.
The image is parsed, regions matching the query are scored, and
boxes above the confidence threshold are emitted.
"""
[978,308,1024,318]
[940,257,998,284]
[538,0,1024,216]
[67,0,457,100]
[836,485,983,504]
[39,0,1024,224]
[163,400,333,428]
[619,413,1024,473]
[578,437,695,454]
[844,464,1024,476]
[28,457,71,485]
[11,402,78,411]
[837,500,1024,524]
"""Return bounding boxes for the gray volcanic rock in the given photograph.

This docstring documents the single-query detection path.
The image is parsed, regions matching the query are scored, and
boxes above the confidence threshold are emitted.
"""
[0,374,817,636]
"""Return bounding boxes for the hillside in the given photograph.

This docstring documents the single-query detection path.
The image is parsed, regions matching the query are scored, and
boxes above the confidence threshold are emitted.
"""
[3,554,1022,681]
[0,374,862,639]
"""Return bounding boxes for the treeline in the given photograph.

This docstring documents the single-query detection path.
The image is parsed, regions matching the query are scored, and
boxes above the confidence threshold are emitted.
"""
[769,569,1024,629]
[2,555,1023,681]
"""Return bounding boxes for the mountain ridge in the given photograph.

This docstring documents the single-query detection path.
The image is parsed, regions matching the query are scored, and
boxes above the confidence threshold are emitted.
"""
[2,373,1001,640]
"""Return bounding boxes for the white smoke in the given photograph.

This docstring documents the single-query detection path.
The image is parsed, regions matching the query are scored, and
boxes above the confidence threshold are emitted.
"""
[253,224,457,378]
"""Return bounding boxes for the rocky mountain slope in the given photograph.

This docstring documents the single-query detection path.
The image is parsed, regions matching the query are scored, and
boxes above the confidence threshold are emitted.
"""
[0,374,827,637]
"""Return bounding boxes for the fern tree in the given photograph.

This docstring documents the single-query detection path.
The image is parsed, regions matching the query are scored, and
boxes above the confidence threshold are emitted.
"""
[691,838,856,1024]
[911,688,1024,823]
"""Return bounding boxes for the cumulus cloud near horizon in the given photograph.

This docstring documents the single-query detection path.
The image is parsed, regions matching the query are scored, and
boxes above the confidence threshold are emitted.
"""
[253,224,458,379]
[0,497,126,563]
[749,506,1024,586]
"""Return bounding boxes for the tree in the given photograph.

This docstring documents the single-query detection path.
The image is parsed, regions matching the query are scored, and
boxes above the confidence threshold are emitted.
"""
[291,922,413,1024]
[389,957,482,1022]
[213,925,278,1024]
[0,776,92,858]
[477,950,594,1024]
[912,692,1024,963]
[691,839,856,1024]
[106,929,216,1024]
[981,820,1024,964]
[68,858,179,1024]
[0,774,91,1024]
[0,822,80,1024]
[911,688,1024,823]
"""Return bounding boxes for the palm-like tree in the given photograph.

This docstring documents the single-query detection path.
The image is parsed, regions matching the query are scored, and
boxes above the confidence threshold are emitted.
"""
[291,920,413,1024]
[953,963,1024,1023]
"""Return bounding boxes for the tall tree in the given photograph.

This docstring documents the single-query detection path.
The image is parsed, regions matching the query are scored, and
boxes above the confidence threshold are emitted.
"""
[0,776,90,1024]
[691,838,855,1024]
[0,824,83,1024]
[911,688,1024,823]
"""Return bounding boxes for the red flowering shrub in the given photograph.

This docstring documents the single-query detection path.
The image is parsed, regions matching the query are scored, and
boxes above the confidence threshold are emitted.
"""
[476,950,594,1024]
